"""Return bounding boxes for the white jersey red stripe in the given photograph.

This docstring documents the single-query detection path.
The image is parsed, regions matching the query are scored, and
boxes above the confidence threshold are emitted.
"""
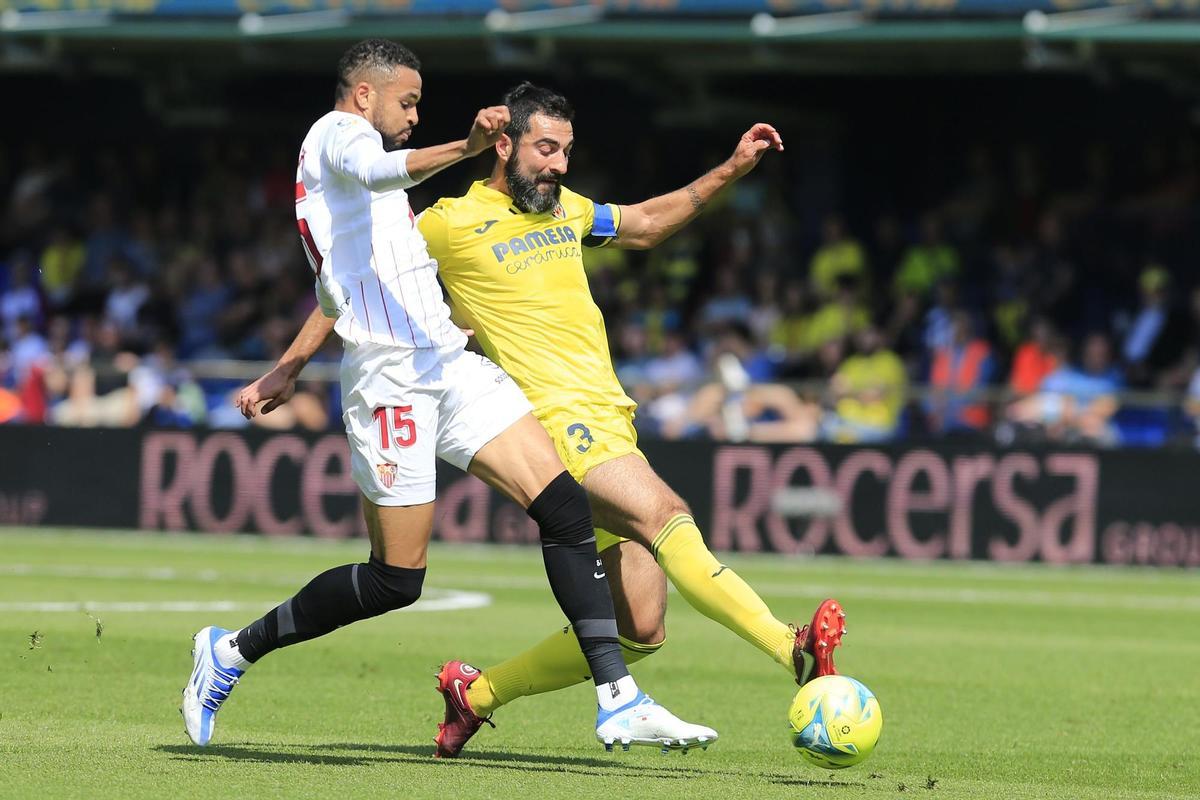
[295,110,465,352]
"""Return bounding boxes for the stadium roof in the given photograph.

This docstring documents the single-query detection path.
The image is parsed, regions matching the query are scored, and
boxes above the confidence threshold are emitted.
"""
[1,0,1200,45]
[4,0,1200,87]
[0,0,1194,14]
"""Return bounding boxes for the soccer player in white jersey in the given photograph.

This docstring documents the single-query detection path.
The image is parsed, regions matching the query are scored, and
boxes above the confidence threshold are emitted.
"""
[181,39,715,755]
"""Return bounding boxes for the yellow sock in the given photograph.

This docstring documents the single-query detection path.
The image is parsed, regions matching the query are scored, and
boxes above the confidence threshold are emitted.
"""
[466,627,664,718]
[652,514,796,676]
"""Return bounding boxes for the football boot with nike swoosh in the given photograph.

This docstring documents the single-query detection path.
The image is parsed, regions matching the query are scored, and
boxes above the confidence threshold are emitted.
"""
[434,660,495,758]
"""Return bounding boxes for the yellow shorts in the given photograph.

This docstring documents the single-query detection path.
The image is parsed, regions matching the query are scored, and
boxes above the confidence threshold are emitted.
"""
[535,402,644,553]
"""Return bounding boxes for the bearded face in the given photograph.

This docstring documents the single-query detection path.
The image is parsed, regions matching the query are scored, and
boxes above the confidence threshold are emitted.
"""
[504,147,562,214]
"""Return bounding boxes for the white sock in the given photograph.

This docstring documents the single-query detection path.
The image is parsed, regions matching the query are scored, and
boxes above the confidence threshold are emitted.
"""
[215,631,251,671]
[596,674,640,712]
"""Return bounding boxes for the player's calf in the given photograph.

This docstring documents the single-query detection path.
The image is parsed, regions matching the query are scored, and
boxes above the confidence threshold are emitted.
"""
[234,556,425,663]
[530,471,628,686]
[180,557,425,746]
[604,540,669,648]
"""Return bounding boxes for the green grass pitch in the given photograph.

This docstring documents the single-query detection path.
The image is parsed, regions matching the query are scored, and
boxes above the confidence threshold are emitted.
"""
[2,527,1198,799]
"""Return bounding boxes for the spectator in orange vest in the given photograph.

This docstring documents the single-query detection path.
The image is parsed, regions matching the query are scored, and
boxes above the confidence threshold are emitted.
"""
[1008,316,1059,396]
[1008,332,1121,446]
[927,311,995,434]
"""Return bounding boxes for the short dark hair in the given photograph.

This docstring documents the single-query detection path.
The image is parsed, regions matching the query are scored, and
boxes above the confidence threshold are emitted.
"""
[502,82,573,143]
[336,39,421,101]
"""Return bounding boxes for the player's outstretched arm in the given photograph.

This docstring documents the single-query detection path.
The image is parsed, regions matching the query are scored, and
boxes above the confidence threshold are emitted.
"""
[613,123,783,250]
[236,307,335,419]
[404,106,511,184]
[329,106,510,192]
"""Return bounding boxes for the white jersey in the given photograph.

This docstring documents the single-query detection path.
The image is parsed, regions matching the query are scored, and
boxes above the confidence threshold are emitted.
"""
[295,110,465,352]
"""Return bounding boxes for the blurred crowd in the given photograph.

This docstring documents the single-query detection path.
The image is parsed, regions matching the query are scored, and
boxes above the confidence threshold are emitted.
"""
[589,133,1200,449]
[4,131,1200,448]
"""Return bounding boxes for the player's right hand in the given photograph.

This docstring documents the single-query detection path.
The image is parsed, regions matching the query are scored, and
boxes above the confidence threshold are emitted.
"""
[236,367,297,419]
[466,106,511,156]
[727,122,784,178]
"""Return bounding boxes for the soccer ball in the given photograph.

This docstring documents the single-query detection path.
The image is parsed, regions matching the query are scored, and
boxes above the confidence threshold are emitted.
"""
[788,675,883,769]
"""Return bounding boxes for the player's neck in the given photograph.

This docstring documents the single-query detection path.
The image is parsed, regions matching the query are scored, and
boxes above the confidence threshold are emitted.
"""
[333,101,366,118]
[485,165,513,199]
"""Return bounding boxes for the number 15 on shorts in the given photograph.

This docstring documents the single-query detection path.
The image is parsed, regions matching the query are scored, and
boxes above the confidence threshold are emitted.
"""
[373,405,417,449]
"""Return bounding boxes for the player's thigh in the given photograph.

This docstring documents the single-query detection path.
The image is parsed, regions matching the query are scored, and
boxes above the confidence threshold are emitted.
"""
[432,350,560,509]
[601,540,667,644]
[582,453,691,547]
[361,496,435,568]
[468,414,567,509]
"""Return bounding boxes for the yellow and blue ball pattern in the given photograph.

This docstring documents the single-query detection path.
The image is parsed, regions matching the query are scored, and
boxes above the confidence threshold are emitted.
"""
[788,675,883,770]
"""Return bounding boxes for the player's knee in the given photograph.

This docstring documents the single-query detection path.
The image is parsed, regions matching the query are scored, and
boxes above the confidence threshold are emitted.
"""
[528,470,593,547]
[664,496,692,521]
[356,556,425,615]
[640,495,692,539]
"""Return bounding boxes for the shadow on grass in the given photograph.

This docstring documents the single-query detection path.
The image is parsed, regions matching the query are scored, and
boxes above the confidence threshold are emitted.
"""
[155,742,726,781]
[768,777,866,788]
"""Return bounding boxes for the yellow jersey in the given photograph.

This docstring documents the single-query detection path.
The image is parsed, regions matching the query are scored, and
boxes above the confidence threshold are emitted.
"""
[834,349,908,430]
[418,180,634,413]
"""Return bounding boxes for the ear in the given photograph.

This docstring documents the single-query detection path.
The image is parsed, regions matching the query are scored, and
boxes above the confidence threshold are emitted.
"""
[495,133,513,161]
[353,81,373,113]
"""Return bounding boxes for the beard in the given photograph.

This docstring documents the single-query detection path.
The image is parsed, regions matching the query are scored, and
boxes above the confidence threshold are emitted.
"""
[370,110,408,152]
[505,152,561,214]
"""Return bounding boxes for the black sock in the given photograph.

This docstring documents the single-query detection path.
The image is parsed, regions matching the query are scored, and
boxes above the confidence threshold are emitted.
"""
[528,471,629,686]
[236,557,425,663]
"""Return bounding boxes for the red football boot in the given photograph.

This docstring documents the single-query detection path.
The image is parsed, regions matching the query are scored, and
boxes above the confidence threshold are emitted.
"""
[434,660,494,758]
[791,598,847,686]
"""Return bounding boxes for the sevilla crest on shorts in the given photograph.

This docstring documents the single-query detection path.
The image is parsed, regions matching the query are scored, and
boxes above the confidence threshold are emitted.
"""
[376,463,398,489]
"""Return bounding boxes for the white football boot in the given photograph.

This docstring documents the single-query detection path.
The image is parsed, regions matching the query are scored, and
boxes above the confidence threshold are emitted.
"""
[181,626,244,746]
[595,692,718,754]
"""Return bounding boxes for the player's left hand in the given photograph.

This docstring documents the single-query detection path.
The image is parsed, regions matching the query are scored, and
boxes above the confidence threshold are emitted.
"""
[236,366,296,419]
[466,106,512,156]
[727,123,784,178]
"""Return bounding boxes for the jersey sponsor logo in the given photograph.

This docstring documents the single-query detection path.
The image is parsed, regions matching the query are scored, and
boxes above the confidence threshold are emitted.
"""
[490,225,578,263]
[376,463,398,489]
[567,422,594,454]
[502,245,581,275]
[473,220,499,234]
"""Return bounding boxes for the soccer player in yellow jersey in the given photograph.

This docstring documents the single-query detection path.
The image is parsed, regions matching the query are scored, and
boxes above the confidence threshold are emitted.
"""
[238,82,847,757]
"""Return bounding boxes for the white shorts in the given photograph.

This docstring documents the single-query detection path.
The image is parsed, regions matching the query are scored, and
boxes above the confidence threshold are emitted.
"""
[341,343,532,506]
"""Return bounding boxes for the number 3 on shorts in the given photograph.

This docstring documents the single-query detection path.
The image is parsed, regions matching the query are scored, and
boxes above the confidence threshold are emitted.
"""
[373,405,418,449]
